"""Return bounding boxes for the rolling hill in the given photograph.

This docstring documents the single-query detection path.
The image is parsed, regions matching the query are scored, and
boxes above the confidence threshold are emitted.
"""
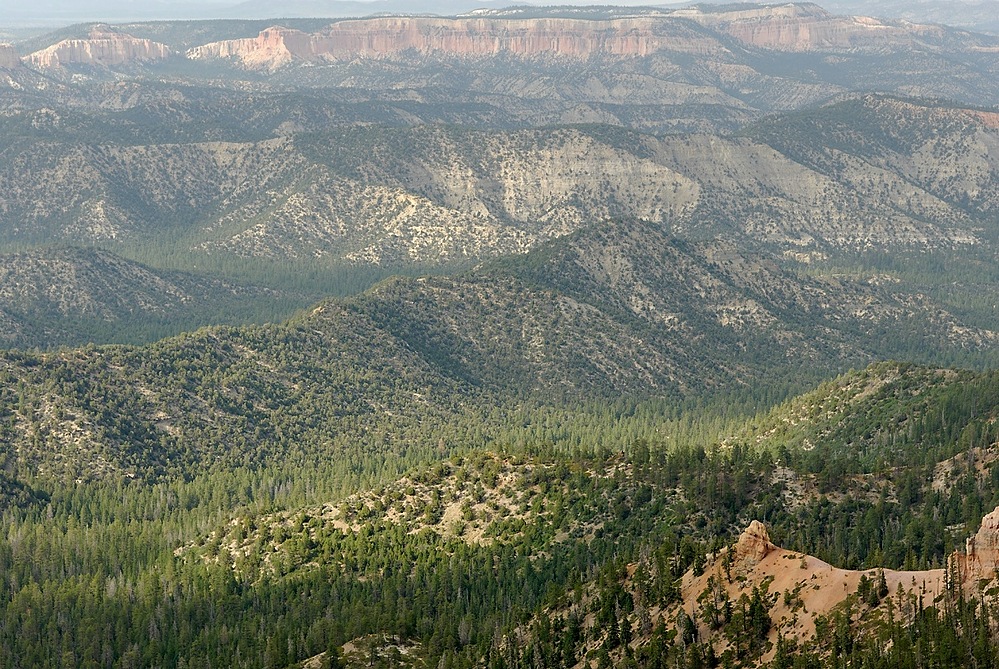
[0,219,996,486]
[0,246,293,347]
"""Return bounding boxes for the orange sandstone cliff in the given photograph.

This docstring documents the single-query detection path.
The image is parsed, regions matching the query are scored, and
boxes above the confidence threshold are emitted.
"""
[952,505,999,584]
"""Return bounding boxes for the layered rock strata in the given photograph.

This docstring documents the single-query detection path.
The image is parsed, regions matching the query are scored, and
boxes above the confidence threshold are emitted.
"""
[677,3,944,51]
[187,5,962,70]
[27,25,173,68]
[188,17,719,68]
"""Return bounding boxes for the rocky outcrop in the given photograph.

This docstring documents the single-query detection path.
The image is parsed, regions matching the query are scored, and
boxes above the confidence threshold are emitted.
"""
[27,25,173,68]
[953,506,999,584]
[0,44,21,70]
[734,520,776,564]
[187,26,315,69]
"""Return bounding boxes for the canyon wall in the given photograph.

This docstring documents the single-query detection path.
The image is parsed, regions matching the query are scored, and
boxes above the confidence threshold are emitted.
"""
[17,5,978,71]
[679,3,943,50]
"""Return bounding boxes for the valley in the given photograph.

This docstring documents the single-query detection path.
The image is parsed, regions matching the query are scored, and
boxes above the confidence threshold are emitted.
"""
[0,2,999,667]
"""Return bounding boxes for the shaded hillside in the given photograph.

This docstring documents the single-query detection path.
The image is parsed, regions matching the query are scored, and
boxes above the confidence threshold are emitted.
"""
[748,95,999,229]
[0,221,996,486]
[0,246,296,347]
[723,362,999,472]
[4,358,999,667]
[3,97,999,274]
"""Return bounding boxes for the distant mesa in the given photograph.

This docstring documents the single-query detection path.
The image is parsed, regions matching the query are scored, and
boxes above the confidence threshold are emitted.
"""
[187,26,318,69]
[186,5,955,70]
[26,25,173,68]
[677,2,943,50]
[187,18,673,69]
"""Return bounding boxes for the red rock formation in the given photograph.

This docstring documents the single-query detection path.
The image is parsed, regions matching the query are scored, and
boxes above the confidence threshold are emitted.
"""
[734,519,776,565]
[315,17,672,58]
[188,26,315,69]
[0,44,21,70]
[952,505,999,584]
[188,17,719,69]
[27,25,173,68]
[186,7,959,70]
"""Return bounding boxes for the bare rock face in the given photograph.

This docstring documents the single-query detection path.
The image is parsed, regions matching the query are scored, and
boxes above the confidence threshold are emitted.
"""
[314,17,671,58]
[186,6,962,70]
[0,44,21,70]
[188,17,715,69]
[678,3,943,51]
[735,520,776,564]
[954,505,999,583]
[27,25,173,68]
[188,26,315,69]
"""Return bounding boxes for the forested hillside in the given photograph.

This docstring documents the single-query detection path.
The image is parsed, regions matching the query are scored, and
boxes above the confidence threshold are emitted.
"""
[3,96,999,347]
[2,3,999,667]
[0,224,997,665]
[2,363,999,667]
[1,219,996,487]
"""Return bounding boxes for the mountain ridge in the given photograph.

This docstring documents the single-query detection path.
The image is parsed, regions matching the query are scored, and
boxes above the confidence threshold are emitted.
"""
[3,97,998,265]
[0,246,294,348]
[1,220,996,485]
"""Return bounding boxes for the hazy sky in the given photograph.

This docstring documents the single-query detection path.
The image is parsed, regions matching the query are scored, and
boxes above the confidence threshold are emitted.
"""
[0,0,687,26]
[0,0,682,24]
[2,0,998,33]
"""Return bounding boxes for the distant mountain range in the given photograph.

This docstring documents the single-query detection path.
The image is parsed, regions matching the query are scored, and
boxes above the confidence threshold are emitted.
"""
[2,4,999,350]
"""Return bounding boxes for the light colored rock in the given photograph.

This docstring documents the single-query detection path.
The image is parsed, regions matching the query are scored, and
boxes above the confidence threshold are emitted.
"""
[678,3,944,51]
[0,43,20,69]
[735,519,776,563]
[27,25,172,68]
[186,7,957,70]
[188,26,314,69]
[188,17,716,69]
